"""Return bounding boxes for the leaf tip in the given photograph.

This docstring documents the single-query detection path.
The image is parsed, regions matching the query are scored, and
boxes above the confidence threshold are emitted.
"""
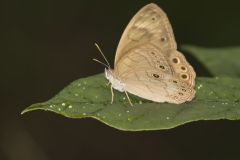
[21,108,30,115]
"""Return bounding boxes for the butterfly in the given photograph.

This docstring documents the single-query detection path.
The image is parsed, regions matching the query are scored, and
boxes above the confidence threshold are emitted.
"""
[94,3,196,106]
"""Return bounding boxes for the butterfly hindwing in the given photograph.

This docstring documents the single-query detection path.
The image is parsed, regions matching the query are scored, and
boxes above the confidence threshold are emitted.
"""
[114,44,195,103]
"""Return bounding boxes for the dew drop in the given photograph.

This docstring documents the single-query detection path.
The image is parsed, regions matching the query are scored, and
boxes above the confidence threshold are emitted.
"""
[77,83,82,86]
[127,117,132,121]
[123,97,126,100]
[68,105,73,109]
[83,81,87,85]
[209,91,214,95]
[166,116,170,120]
[118,113,122,117]
[82,113,86,116]
[82,87,86,90]
[102,116,106,119]
[215,77,219,80]
[95,95,98,99]
[139,101,143,104]
[74,93,79,96]
[221,102,228,105]
[126,110,130,113]
[61,103,66,106]
[58,108,61,111]
[49,105,53,108]
[197,84,203,89]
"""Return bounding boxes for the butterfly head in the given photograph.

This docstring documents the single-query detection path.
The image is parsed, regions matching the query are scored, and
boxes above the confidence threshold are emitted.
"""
[104,68,113,81]
[105,68,125,92]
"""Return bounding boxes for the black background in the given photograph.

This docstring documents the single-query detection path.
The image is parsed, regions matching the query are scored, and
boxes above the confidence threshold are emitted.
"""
[1,0,240,160]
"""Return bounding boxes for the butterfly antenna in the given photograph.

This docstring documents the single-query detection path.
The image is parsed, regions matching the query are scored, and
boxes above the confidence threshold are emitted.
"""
[92,58,109,68]
[94,43,111,68]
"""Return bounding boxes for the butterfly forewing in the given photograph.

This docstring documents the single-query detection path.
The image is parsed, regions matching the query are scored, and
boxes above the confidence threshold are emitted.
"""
[114,3,177,65]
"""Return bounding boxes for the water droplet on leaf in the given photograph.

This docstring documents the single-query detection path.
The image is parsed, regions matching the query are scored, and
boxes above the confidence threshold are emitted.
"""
[127,117,132,121]
[197,84,203,89]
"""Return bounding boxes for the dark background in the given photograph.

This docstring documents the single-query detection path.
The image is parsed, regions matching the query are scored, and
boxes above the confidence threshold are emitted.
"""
[1,0,240,160]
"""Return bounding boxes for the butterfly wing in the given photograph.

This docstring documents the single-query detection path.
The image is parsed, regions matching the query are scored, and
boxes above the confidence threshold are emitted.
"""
[114,44,195,104]
[114,3,177,65]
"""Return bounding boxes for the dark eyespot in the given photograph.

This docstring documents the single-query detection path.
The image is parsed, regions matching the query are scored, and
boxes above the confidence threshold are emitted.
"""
[151,51,155,55]
[161,37,166,42]
[182,88,187,92]
[181,66,186,70]
[172,58,179,64]
[173,80,178,83]
[159,65,165,69]
[152,17,156,21]
[153,74,160,78]
[178,92,184,96]
[181,74,188,79]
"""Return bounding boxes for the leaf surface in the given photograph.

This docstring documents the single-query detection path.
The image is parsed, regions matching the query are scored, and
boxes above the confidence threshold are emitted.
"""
[22,74,240,131]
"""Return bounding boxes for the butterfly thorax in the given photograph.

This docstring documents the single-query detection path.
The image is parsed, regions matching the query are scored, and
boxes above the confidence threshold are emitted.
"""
[105,68,125,92]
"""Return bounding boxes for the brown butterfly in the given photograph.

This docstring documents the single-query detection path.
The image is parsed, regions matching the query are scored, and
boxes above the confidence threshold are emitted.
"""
[94,3,196,106]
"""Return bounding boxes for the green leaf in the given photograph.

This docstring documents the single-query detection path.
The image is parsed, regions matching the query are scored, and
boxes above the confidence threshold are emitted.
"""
[22,74,240,131]
[182,45,240,77]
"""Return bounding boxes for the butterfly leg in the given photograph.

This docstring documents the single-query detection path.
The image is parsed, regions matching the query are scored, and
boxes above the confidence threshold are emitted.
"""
[124,91,133,106]
[106,81,110,86]
[110,85,114,104]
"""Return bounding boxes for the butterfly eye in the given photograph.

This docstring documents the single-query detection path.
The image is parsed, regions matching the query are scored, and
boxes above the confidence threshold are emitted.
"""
[172,57,180,64]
